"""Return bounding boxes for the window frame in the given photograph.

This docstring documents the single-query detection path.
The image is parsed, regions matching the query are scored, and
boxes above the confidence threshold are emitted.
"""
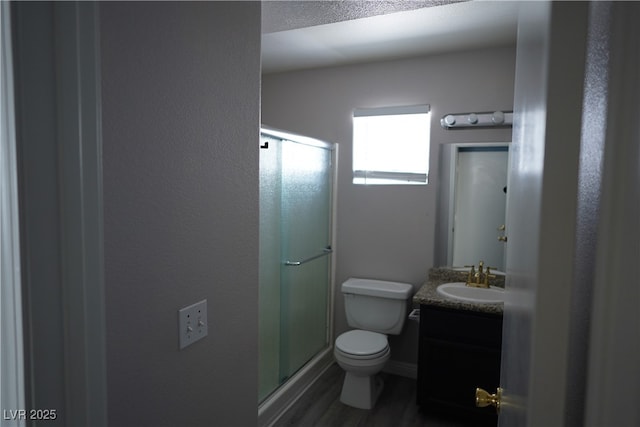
[352,104,431,185]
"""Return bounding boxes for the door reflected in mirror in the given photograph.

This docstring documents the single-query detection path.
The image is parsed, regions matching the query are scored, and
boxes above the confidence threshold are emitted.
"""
[444,143,510,271]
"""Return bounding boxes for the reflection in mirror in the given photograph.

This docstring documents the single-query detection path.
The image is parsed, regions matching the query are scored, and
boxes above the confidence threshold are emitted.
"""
[435,143,510,271]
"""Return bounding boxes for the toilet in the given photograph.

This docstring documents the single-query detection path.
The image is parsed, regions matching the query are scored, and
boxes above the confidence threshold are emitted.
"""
[334,277,413,410]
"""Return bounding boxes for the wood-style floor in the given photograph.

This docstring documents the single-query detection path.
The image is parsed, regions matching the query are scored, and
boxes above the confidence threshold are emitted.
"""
[273,363,474,427]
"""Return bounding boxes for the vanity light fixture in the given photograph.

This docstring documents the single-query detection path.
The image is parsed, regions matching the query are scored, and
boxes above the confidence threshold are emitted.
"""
[440,111,513,129]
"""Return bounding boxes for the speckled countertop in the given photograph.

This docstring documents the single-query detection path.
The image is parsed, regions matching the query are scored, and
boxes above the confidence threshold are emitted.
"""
[413,267,504,315]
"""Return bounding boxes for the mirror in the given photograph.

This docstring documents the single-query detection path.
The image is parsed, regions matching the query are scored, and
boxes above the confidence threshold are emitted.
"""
[435,143,510,271]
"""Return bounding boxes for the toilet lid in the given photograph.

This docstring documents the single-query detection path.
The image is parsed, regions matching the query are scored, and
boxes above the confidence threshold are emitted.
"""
[336,330,388,356]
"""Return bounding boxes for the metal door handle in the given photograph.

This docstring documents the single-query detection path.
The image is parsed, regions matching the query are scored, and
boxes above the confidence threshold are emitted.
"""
[284,246,332,266]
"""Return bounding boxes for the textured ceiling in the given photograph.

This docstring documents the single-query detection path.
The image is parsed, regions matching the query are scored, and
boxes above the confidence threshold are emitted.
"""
[262,0,465,33]
[262,1,520,73]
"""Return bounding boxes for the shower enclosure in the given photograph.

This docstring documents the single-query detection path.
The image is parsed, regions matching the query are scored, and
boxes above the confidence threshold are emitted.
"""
[258,127,335,406]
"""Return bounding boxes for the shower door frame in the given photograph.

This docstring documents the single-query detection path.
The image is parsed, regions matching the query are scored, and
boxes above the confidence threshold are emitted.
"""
[258,127,338,427]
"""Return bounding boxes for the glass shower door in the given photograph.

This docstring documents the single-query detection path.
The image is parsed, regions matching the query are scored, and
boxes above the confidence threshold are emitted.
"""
[258,131,333,402]
[279,139,332,382]
[259,134,282,402]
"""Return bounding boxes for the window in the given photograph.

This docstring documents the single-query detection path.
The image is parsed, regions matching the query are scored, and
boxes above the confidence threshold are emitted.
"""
[352,105,431,185]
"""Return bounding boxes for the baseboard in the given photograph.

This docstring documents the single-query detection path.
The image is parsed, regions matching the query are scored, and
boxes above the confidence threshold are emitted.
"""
[383,360,418,379]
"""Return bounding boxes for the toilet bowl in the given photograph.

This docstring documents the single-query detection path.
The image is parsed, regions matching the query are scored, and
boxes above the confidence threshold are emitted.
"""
[335,330,390,373]
[334,278,413,410]
[334,330,391,409]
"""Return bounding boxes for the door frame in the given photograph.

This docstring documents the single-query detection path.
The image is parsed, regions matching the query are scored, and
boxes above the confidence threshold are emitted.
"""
[500,2,640,426]
[11,2,107,425]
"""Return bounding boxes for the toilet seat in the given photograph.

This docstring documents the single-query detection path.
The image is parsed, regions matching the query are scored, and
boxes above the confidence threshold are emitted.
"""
[335,330,389,359]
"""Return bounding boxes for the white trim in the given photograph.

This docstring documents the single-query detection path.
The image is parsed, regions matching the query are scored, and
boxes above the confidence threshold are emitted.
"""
[1,2,26,425]
[354,104,430,117]
[327,143,339,357]
[353,170,427,184]
[261,126,334,151]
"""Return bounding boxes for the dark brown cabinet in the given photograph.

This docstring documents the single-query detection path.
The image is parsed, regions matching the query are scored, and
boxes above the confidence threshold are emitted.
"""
[417,304,502,426]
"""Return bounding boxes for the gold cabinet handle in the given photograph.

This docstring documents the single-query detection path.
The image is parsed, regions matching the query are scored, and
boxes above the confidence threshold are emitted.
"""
[476,387,502,414]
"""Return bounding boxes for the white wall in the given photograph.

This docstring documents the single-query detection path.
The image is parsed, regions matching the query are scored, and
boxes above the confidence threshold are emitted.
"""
[262,47,516,364]
[100,3,261,426]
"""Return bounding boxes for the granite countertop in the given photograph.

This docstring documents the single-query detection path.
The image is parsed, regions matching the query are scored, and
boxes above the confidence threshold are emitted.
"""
[413,267,504,315]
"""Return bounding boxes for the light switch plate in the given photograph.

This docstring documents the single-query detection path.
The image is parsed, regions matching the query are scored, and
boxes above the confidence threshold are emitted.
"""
[178,299,208,350]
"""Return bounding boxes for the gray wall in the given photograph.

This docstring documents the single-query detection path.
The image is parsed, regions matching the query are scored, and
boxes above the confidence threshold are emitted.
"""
[100,3,261,426]
[262,47,515,364]
[12,3,107,425]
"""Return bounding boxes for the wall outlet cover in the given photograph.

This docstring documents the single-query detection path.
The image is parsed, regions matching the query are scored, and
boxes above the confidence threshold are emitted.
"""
[178,299,208,350]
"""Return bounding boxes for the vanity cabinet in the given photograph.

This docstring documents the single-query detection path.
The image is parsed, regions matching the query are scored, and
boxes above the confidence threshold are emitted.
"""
[417,304,502,426]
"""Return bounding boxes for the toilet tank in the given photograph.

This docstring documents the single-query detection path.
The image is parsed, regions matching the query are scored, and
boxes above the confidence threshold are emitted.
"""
[342,278,413,335]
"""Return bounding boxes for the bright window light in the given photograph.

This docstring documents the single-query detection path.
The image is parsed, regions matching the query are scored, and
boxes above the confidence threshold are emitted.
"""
[352,105,431,185]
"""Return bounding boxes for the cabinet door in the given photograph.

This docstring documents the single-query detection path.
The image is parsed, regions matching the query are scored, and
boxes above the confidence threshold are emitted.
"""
[419,338,500,423]
[417,305,502,425]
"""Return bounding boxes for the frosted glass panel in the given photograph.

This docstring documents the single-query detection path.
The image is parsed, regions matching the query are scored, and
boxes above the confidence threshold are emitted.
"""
[258,136,282,401]
[280,140,331,379]
[281,140,331,265]
[258,133,333,402]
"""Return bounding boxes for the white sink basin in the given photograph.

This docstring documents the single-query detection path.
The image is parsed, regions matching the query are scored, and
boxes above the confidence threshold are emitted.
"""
[437,282,504,304]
